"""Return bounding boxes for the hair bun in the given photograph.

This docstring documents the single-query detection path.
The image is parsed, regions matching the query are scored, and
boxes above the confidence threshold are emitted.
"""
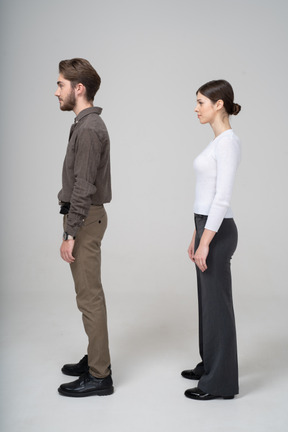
[233,103,241,115]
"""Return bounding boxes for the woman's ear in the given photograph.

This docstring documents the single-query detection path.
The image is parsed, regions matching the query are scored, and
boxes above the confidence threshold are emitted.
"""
[215,99,224,111]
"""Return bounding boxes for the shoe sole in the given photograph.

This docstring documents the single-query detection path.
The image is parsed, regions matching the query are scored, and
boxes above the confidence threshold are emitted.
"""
[185,393,234,401]
[61,368,89,377]
[58,386,114,397]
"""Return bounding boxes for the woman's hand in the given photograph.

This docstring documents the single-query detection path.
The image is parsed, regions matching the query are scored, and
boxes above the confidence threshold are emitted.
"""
[188,230,196,262]
[194,244,209,272]
[193,228,216,272]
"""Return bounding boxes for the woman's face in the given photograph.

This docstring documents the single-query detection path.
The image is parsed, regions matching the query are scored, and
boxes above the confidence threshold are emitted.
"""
[195,92,217,124]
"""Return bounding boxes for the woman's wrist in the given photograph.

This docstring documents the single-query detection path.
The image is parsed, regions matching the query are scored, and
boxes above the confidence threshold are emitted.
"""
[200,229,216,247]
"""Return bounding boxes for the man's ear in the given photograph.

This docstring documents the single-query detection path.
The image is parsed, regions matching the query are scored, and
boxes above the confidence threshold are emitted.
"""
[75,82,86,97]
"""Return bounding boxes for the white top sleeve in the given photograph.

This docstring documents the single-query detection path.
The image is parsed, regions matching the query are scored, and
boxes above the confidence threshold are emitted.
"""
[193,129,241,232]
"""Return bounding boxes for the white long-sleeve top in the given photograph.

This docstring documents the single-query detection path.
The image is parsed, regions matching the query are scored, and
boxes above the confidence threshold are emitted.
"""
[193,129,241,232]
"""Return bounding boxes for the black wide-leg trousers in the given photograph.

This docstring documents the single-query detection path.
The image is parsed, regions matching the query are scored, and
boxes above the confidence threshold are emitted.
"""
[194,214,239,397]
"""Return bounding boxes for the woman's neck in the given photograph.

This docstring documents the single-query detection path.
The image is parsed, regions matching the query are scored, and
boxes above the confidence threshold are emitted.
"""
[210,116,231,138]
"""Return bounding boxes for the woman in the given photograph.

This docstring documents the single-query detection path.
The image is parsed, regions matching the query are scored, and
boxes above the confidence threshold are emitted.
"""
[182,80,241,400]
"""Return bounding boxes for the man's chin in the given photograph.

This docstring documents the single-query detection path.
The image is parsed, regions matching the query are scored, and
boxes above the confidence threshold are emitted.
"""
[60,105,73,112]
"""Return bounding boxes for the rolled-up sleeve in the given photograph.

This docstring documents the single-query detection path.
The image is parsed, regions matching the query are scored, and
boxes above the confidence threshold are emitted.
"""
[65,129,102,236]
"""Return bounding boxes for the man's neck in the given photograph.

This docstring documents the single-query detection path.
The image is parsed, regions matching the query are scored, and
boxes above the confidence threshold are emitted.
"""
[73,100,93,117]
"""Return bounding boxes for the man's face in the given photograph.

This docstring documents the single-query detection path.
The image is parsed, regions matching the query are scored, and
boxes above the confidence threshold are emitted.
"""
[55,74,76,111]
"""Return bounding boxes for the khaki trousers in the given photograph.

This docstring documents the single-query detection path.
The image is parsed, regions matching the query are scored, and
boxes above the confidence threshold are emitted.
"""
[65,205,111,378]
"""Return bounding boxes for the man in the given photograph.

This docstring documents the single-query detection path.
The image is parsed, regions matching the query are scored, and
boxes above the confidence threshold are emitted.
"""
[55,58,113,397]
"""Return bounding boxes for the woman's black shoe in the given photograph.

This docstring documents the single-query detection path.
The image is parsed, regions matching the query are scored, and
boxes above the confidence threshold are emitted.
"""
[181,369,202,380]
[185,387,234,400]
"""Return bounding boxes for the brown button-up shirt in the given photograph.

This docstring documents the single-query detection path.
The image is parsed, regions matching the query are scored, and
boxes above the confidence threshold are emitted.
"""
[58,107,111,237]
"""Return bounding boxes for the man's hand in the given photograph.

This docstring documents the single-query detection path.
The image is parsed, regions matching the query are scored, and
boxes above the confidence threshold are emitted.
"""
[60,240,75,263]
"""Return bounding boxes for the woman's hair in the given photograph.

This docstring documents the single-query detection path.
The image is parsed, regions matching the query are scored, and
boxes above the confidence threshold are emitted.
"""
[59,58,101,102]
[197,80,241,115]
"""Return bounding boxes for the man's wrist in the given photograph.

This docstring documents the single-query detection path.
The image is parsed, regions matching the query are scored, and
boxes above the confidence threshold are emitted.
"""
[63,232,75,241]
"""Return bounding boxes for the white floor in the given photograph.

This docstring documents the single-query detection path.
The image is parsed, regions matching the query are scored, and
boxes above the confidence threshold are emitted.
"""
[1,284,288,432]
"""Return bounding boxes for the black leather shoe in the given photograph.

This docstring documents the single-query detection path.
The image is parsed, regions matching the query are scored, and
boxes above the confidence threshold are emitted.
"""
[61,355,89,376]
[58,372,114,397]
[181,369,202,380]
[185,387,234,401]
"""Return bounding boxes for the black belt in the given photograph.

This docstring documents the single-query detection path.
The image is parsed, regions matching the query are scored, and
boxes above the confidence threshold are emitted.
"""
[194,213,208,219]
[60,202,70,215]
[60,202,103,214]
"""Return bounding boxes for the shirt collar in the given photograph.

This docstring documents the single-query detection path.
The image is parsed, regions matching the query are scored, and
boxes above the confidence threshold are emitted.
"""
[75,106,102,124]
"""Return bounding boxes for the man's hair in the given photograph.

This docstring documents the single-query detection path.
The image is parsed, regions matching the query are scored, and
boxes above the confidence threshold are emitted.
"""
[59,58,101,102]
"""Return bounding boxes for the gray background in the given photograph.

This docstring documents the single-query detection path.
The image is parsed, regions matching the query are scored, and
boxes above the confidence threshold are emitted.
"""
[1,0,287,431]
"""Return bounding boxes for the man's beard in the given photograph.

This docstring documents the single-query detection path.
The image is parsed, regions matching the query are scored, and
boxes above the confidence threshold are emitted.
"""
[60,90,76,111]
